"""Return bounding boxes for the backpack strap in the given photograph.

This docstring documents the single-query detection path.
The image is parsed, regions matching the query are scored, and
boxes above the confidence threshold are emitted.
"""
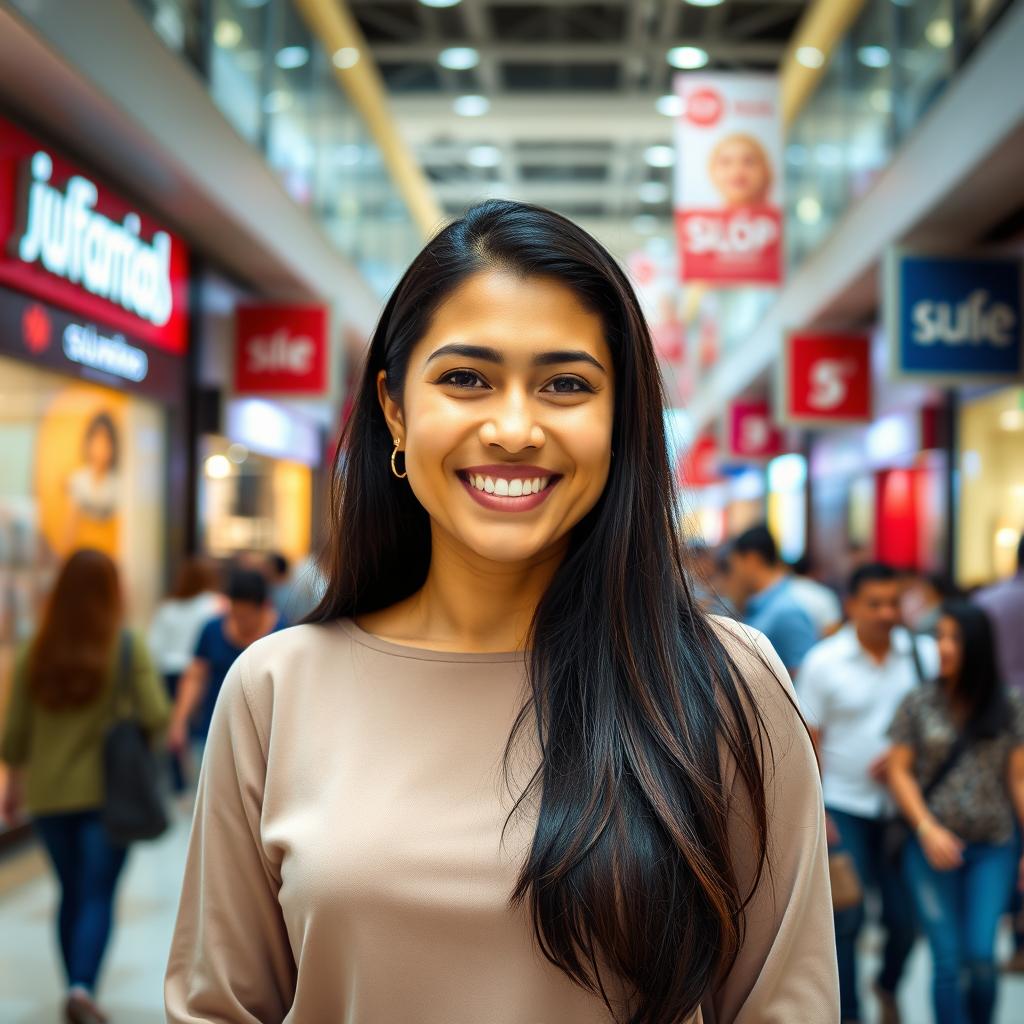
[110,630,136,721]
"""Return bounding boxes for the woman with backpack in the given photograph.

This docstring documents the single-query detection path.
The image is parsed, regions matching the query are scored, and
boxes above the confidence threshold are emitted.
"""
[887,600,1024,1024]
[0,548,170,1024]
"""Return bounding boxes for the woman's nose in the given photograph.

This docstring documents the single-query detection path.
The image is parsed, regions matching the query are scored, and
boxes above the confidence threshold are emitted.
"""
[478,390,545,453]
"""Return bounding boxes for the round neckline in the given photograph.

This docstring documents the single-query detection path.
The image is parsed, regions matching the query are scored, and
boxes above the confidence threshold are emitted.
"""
[337,617,527,663]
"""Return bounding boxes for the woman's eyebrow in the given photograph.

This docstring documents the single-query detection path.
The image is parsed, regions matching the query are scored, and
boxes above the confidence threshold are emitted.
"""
[426,343,606,373]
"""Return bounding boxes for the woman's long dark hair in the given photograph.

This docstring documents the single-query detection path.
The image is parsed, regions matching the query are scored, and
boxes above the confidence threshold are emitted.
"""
[308,200,772,1023]
[939,600,1009,739]
[30,548,122,710]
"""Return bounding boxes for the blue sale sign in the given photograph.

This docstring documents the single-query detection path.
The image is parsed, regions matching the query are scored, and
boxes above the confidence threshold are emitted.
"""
[886,251,1023,383]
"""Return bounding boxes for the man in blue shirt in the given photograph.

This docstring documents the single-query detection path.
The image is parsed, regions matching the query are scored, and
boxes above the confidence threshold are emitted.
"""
[729,524,817,675]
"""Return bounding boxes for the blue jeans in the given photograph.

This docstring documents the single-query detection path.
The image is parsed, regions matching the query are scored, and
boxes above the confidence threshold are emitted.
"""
[1011,825,1024,954]
[34,809,129,992]
[828,808,917,1022]
[904,836,1017,1024]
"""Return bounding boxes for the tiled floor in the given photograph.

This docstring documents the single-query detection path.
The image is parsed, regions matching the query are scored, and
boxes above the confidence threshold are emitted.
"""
[0,812,1022,1023]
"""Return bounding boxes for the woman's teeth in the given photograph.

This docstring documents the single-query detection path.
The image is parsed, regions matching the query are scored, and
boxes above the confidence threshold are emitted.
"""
[467,475,550,496]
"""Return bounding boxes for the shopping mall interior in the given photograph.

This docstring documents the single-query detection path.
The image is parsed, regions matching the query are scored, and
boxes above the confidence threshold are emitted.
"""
[1,0,1024,1021]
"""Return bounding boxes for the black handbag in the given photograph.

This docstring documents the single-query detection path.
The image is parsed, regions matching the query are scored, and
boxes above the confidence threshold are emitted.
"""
[101,631,169,846]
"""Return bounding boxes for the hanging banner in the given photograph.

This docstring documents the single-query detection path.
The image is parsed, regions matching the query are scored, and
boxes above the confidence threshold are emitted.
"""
[234,304,330,397]
[673,73,783,285]
[678,432,721,488]
[885,250,1023,384]
[780,332,872,426]
[722,399,785,461]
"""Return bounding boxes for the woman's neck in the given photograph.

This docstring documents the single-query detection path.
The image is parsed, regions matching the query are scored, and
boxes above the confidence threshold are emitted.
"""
[361,526,569,653]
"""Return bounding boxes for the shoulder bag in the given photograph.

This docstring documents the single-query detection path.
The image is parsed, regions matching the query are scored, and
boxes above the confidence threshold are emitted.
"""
[101,631,169,846]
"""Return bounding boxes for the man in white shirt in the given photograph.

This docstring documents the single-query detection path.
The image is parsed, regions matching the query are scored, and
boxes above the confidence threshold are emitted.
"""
[798,563,939,1024]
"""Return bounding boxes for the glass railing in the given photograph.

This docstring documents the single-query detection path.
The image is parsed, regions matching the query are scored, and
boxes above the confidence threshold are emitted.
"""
[132,0,421,296]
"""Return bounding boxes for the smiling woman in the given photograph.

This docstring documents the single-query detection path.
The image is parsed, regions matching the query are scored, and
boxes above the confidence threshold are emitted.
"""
[165,200,838,1024]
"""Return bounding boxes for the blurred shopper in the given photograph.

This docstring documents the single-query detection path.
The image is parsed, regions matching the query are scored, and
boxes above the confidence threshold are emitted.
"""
[0,549,169,1024]
[685,541,735,616]
[799,562,939,1024]
[265,550,293,622]
[166,567,283,762]
[975,536,1024,973]
[887,601,1024,1024]
[729,524,817,673]
[147,557,223,794]
[789,555,843,637]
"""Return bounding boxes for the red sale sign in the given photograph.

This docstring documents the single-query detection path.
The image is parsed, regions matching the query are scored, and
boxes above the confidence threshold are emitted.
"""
[723,400,784,461]
[234,305,329,396]
[780,332,872,425]
[673,74,783,285]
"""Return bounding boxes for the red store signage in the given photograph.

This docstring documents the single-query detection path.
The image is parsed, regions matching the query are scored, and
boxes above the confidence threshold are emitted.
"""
[723,399,784,461]
[0,117,189,355]
[234,304,329,396]
[780,332,872,425]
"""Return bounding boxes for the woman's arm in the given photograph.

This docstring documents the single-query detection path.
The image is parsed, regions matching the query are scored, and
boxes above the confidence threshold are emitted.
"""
[1008,746,1024,892]
[165,652,295,1021]
[705,626,839,1023]
[887,744,963,870]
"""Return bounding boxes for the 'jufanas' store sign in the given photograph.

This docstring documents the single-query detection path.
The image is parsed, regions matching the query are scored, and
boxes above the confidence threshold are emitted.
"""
[0,116,189,357]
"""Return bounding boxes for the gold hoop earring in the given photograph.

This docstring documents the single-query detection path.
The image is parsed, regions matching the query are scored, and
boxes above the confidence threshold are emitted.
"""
[390,438,407,479]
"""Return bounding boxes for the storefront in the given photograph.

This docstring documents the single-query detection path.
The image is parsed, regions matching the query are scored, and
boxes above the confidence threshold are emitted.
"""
[956,385,1024,587]
[0,115,189,836]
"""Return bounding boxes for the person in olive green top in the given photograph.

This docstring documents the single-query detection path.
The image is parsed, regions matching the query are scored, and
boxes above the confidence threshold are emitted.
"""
[0,549,169,1024]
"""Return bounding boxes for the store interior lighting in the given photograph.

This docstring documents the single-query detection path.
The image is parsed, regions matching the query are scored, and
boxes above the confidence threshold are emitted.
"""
[213,20,242,49]
[926,19,954,48]
[684,0,724,7]
[667,46,709,70]
[857,45,891,68]
[796,46,825,69]
[275,46,310,70]
[332,47,360,69]
[644,145,675,168]
[439,47,479,70]
[467,144,501,168]
[419,0,461,7]
[453,95,490,117]
[655,94,684,117]
[205,455,232,480]
[796,196,823,224]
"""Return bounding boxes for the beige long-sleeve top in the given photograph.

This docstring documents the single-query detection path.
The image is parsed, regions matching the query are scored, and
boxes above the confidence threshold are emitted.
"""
[165,616,838,1023]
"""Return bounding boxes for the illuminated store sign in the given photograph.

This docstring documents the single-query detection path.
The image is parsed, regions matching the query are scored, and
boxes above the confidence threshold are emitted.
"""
[19,152,173,327]
[0,116,188,354]
[63,322,149,383]
[885,250,1023,384]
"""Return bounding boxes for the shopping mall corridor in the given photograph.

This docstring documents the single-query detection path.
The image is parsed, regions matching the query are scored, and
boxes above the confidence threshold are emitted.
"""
[0,810,1022,1023]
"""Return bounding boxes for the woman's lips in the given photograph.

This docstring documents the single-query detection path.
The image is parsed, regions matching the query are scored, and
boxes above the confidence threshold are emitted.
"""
[457,469,560,513]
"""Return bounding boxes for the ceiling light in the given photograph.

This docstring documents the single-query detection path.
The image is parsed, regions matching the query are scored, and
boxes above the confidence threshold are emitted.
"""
[655,94,685,117]
[419,0,461,7]
[333,47,360,69]
[275,45,309,70]
[453,94,489,117]
[638,181,670,204]
[796,196,822,224]
[684,0,724,6]
[213,19,242,49]
[926,18,954,48]
[857,45,890,68]
[996,527,1021,547]
[204,455,231,479]
[467,144,501,167]
[667,46,709,70]
[999,409,1024,431]
[439,46,479,70]
[644,145,676,168]
[795,45,825,69]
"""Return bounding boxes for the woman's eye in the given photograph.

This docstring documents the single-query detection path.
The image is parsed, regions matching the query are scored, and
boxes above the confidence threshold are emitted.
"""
[543,376,593,395]
[438,369,487,389]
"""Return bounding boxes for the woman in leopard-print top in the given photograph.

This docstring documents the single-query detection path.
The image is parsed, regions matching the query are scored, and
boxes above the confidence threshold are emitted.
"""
[888,600,1024,1024]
